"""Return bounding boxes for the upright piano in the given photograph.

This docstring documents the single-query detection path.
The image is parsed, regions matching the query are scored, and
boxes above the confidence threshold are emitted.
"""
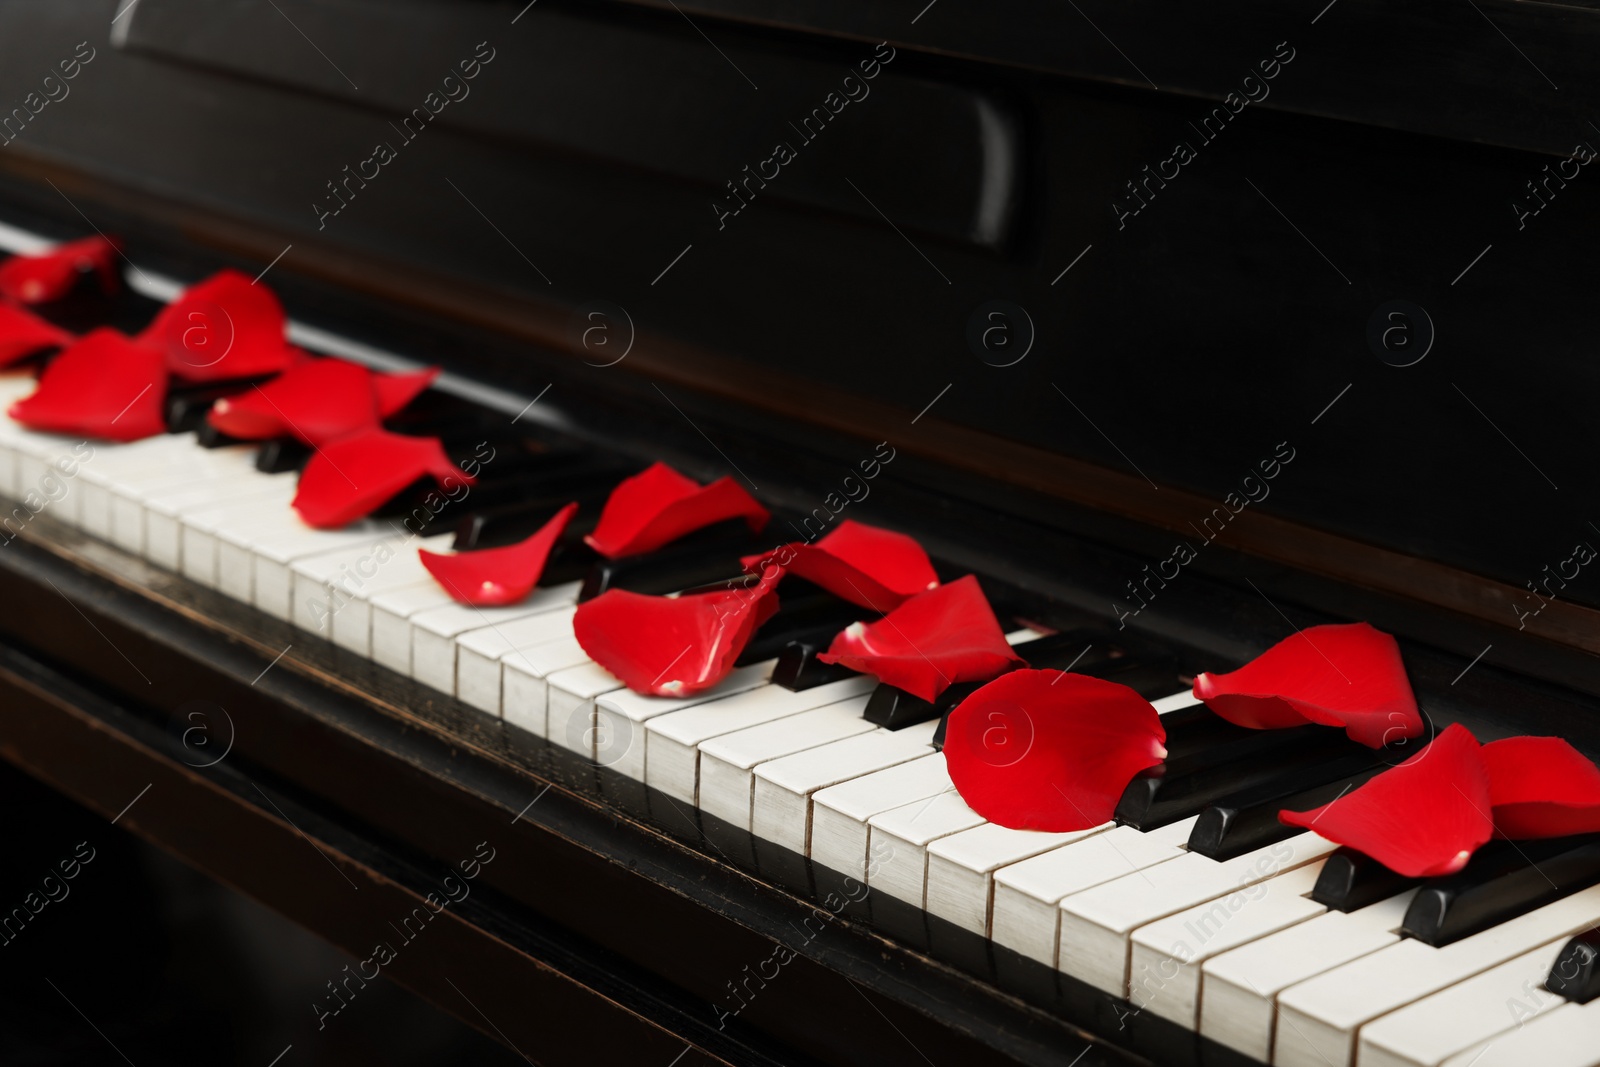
[2,1,1599,1064]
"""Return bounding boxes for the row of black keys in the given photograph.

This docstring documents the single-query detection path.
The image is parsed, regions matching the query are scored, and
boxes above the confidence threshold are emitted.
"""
[172,379,1600,997]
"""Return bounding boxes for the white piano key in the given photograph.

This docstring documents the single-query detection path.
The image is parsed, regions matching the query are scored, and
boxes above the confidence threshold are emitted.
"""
[456,607,578,714]
[545,661,625,756]
[11,430,96,526]
[1199,891,1415,1063]
[811,754,953,883]
[1440,998,1600,1067]
[408,581,582,694]
[867,789,986,907]
[644,676,877,806]
[991,819,1197,968]
[593,661,777,779]
[1274,884,1600,1067]
[752,721,936,857]
[1059,832,1337,996]
[1149,690,1203,713]
[1359,940,1570,1067]
[250,520,400,621]
[144,477,293,571]
[367,581,460,673]
[287,533,449,640]
[1127,862,1324,1027]
[697,697,878,829]
[106,444,265,554]
[501,635,591,738]
[925,820,1095,937]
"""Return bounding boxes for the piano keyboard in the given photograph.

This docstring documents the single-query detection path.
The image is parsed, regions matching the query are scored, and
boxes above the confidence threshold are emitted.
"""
[5,312,1600,1067]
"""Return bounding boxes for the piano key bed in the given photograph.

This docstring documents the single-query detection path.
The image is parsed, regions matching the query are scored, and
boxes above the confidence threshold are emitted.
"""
[3,277,1599,1067]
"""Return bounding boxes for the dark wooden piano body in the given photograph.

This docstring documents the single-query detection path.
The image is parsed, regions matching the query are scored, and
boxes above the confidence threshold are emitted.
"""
[1,1,1598,1064]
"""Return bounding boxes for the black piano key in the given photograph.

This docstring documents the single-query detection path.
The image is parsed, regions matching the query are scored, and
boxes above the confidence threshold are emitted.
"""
[1401,835,1600,947]
[450,471,621,551]
[1312,848,1420,912]
[1114,722,1351,831]
[371,453,616,532]
[577,522,768,602]
[254,437,312,472]
[164,379,262,433]
[864,630,1121,731]
[1546,930,1600,1003]
[1187,751,1394,860]
[195,422,247,450]
[772,637,859,690]
[737,592,861,667]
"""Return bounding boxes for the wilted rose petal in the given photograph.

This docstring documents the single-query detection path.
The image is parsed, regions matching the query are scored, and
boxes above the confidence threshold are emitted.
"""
[208,358,379,445]
[1482,735,1600,840]
[8,328,168,442]
[0,236,120,305]
[944,670,1168,832]
[138,270,301,382]
[1193,622,1422,748]
[1280,723,1493,877]
[292,428,473,528]
[420,502,578,606]
[584,461,769,559]
[574,567,782,697]
[0,303,74,366]
[741,519,938,612]
[374,366,440,418]
[817,574,1024,702]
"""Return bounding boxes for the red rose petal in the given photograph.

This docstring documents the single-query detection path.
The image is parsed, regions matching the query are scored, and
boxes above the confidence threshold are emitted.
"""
[138,270,301,381]
[420,502,578,606]
[573,566,783,697]
[7,328,169,442]
[1192,622,1422,748]
[944,670,1168,832]
[0,303,74,366]
[816,574,1024,702]
[292,428,473,528]
[583,462,770,559]
[207,358,380,445]
[741,519,939,612]
[0,236,119,304]
[1482,736,1600,840]
[374,366,440,418]
[1280,723,1493,877]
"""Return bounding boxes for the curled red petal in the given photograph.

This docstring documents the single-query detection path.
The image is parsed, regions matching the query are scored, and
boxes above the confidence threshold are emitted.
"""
[7,328,168,442]
[741,519,939,612]
[574,567,783,697]
[0,236,120,304]
[138,270,301,382]
[292,428,473,528]
[374,366,440,418]
[0,303,74,366]
[420,503,578,606]
[1192,622,1421,748]
[583,462,770,558]
[1482,736,1600,840]
[944,670,1168,831]
[1280,723,1493,877]
[816,574,1024,702]
[207,358,379,445]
